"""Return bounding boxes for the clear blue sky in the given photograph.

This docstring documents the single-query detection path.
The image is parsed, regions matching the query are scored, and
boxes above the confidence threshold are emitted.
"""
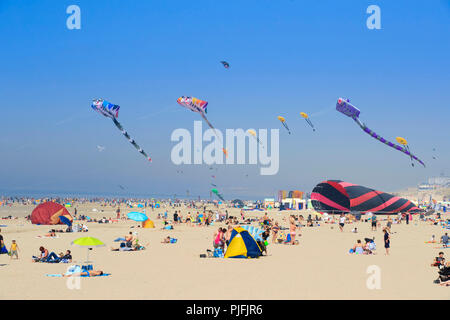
[0,0,449,199]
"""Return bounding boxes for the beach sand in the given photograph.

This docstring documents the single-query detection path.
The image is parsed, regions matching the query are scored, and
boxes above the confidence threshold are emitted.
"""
[0,203,448,299]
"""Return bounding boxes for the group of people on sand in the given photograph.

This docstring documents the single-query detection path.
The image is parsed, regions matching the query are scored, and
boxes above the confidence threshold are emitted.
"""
[32,246,72,263]
[431,251,450,286]
[350,238,377,255]
[0,229,20,259]
[111,231,145,251]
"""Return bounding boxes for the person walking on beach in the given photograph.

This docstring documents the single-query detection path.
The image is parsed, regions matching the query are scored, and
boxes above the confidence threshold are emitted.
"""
[116,207,121,220]
[441,233,449,248]
[383,228,390,255]
[371,214,377,231]
[272,222,280,243]
[339,213,345,232]
[289,216,297,245]
[10,240,19,259]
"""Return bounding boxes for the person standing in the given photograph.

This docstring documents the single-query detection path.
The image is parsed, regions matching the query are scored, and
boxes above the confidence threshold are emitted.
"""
[116,207,121,220]
[405,212,409,225]
[289,216,297,245]
[383,228,390,255]
[339,213,345,232]
[10,240,19,259]
[371,214,377,231]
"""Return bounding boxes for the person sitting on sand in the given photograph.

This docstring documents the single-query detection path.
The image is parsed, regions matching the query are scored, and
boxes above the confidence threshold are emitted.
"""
[431,252,446,267]
[47,250,72,263]
[62,270,104,277]
[162,236,171,243]
[351,240,365,254]
[32,246,49,262]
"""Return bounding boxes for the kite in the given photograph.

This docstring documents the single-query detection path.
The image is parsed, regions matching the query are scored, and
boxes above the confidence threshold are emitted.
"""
[211,188,225,201]
[177,96,214,130]
[220,61,230,69]
[247,129,264,147]
[300,112,315,132]
[336,98,425,167]
[97,145,106,152]
[91,99,152,162]
[432,148,437,160]
[277,116,291,134]
[396,137,416,167]
[118,185,125,190]
[311,180,422,214]
[177,96,226,157]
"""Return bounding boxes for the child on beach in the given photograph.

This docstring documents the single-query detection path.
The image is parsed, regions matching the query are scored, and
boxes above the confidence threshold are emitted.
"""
[10,240,19,259]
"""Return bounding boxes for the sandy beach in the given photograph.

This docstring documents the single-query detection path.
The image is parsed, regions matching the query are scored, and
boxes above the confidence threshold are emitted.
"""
[0,203,448,300]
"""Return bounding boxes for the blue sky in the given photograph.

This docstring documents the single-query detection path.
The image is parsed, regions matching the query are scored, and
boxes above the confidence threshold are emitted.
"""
[0,0,449,199]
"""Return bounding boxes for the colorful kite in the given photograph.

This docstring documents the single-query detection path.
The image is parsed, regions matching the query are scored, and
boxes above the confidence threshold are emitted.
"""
[247,129,264,147]
[336,98,425,167]
[220,61,230,69]
[91,99,152,162]
[177,96,227,157]
[211,188,225,201]
[277,116,291,134]
[300,112,315,132]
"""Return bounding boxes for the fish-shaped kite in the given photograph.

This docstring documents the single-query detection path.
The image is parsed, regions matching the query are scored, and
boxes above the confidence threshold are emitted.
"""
[91,99,152,162]
[220,61,230,69]
[177,96,227,157]
[336,98,425,167]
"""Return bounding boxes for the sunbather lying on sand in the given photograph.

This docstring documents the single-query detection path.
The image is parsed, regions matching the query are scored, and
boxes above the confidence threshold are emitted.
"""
[62,270,104,277]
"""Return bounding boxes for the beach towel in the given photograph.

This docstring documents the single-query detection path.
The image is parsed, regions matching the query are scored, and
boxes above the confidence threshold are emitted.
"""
[46,273,111,277]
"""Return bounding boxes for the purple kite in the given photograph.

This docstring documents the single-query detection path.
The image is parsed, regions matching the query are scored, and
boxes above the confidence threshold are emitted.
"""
[336,98,425,167]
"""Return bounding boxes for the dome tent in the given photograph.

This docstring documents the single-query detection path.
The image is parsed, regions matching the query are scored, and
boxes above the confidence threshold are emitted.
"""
[31,201,73,225]
[224,227,262,259]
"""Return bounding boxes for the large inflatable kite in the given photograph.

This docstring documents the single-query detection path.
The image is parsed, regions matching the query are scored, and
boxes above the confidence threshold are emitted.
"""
[336,98,425,167]
[91,99,152,162]
[31,202,73,225]
[311,180,421,214]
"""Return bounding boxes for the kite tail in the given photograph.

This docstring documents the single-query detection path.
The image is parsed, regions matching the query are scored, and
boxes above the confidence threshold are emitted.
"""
[305,119,315,131]
[353,118,425,167]
[282,122,291,134]
[201,113,223,144]
[112,118,152,162]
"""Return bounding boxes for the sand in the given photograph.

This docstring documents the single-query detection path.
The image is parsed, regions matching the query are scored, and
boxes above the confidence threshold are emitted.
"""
[0,203,448,299]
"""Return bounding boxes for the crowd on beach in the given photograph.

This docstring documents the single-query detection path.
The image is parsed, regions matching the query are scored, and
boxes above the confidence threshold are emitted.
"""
[0,196,449,285]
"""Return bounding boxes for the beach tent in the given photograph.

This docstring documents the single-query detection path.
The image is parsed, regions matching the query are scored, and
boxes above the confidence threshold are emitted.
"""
[142,219,155,228]
[224,227,262,259]
[31,202,73,225]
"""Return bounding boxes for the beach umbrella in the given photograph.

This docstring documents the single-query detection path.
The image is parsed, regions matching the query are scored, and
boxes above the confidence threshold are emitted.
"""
[71,237,105,263]
[59,215,72,227]
[127,212,148,222]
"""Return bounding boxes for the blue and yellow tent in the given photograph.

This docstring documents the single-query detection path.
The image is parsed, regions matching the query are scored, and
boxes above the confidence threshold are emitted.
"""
[224,227,262,259]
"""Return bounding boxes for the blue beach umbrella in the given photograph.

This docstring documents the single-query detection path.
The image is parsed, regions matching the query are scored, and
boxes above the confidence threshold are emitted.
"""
[127,212,148,222]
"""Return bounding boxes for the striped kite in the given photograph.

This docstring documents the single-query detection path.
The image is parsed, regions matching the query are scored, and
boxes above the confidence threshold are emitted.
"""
[311,180,422,214]
[91,99,152,162]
